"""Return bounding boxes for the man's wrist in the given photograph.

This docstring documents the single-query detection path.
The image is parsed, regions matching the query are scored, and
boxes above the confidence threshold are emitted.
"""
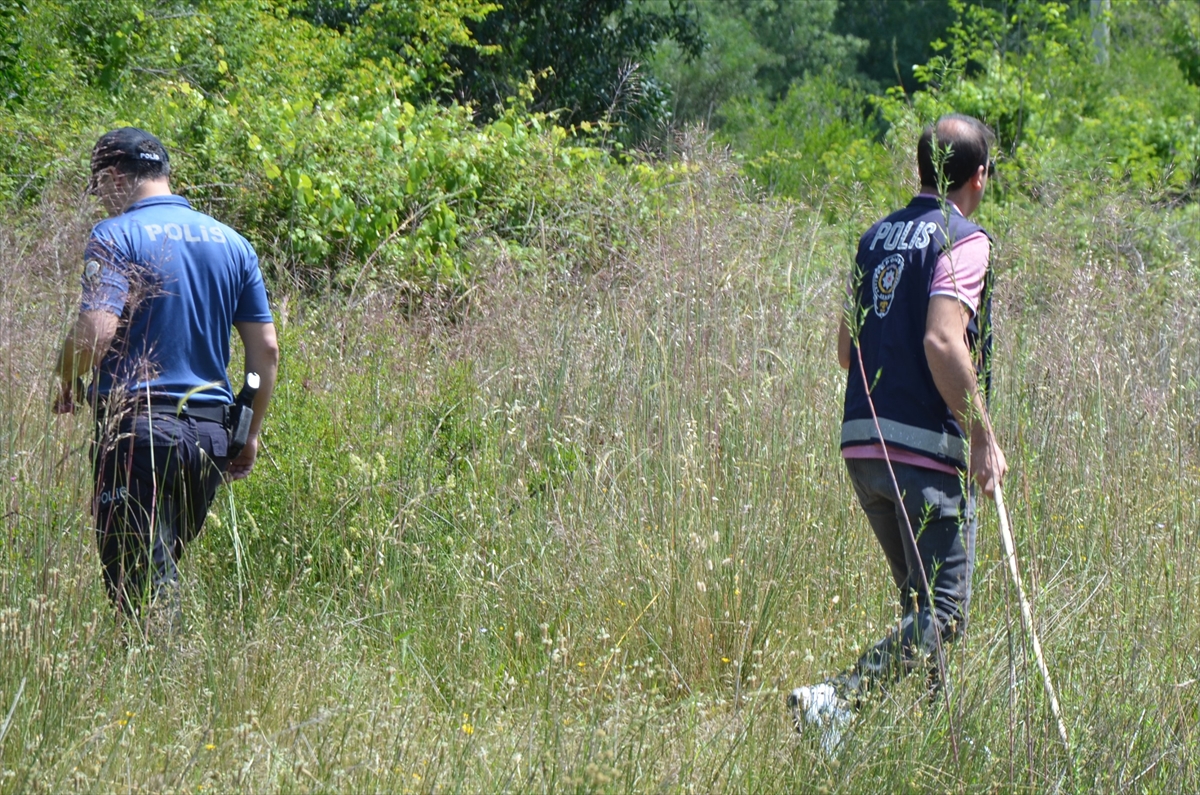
[970,423,995,448]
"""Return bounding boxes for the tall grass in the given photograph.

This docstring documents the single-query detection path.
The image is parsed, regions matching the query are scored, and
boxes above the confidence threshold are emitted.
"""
[1,146,1199,792]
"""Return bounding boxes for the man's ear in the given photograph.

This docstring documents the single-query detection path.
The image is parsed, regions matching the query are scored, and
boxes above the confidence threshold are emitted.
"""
[972,164,987,190]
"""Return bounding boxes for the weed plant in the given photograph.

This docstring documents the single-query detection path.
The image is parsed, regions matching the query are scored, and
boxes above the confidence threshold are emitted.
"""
[1,143,1199,792]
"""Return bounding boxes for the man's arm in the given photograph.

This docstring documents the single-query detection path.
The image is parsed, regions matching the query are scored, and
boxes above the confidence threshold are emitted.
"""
[226,321,279,481]
[53,310,118,414]
[837,313,852,370]
[924,295,1007,496]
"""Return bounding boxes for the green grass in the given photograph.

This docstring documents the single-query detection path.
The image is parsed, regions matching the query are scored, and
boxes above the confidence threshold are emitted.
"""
[2,152,1199,792]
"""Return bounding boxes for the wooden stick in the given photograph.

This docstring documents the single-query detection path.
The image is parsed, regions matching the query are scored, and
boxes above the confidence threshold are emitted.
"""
[994,484,1071,752]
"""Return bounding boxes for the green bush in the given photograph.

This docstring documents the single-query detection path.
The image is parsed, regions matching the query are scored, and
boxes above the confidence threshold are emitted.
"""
[912,0,1200,196]
[716,71,893,202]
[0,0,647,298]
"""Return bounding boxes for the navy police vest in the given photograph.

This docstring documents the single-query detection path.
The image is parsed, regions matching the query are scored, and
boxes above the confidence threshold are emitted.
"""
[841,195,992,470]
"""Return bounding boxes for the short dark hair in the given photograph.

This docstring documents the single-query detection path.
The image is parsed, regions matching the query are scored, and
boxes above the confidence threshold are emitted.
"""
[917,114,995,192]
[89,127,171,184]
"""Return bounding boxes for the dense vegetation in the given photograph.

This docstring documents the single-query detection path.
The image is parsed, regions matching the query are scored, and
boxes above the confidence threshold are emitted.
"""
[2,0,1200,790]
[2,0,1196,292]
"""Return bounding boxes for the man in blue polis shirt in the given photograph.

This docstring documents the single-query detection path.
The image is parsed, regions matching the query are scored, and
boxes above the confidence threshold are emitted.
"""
[54,127,279,628]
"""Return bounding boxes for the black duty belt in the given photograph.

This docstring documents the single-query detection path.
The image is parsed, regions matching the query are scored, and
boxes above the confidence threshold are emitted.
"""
[95,398,230,425]
[145,399,230,424]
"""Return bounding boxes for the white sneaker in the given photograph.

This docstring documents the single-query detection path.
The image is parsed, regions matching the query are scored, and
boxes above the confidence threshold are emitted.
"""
[788,683,854,752]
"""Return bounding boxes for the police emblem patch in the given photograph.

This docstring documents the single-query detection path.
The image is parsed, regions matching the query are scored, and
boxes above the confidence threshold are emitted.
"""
[84,260,101,284]
[872,254,904,318]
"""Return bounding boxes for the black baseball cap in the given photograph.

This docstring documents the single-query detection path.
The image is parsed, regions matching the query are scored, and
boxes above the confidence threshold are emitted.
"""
[87,127,170,192]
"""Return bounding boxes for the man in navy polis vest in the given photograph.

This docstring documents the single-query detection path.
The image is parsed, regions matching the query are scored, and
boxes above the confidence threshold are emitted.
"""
[789,114,1008,743]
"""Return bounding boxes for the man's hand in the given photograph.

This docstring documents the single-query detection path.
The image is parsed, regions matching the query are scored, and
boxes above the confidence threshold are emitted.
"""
[52,382,77,415]
[225,437,257,482]
[52,377,85,415]
[970,433,1007,498]
[54,310,116,415]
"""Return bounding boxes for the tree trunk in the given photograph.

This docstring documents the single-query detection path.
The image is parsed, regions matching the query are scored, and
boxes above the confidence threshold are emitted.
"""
[1091,0,1110,66]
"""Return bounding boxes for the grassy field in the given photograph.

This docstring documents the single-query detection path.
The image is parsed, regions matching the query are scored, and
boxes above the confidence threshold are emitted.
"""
[2,150,1199,792]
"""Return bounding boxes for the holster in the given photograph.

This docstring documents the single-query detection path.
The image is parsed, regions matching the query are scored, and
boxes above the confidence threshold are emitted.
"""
[227,375,259,459]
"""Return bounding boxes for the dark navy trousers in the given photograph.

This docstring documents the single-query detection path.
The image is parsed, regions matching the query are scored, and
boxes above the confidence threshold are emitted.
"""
[841,457,976,695]
[93,412,230,614]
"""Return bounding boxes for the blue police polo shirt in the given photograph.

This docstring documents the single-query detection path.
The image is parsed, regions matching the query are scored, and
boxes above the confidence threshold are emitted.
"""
[80,194,273,406]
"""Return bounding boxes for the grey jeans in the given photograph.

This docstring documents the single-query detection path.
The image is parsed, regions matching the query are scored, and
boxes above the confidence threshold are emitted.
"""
[840,457,976,695]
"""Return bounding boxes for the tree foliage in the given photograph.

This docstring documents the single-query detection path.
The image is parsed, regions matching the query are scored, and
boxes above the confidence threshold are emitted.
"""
[716,0,1199,204]
[832,0,959,91]
[0,0,629,295]
[297,0,499,92]
[449,0,702,125]
[1164,0,1200,86]
[652,0,865,123]
[0,0,1195,299]
[915,0,1200,192]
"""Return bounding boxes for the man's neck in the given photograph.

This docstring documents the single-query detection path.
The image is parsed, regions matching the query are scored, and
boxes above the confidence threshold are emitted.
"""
[917,188,965,218]
[918,185,982,218]
[946,185,980,217]
[120,179,172,213]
